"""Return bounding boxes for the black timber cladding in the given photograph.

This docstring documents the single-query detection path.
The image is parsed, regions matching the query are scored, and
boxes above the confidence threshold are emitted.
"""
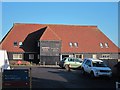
[40,40,61,56]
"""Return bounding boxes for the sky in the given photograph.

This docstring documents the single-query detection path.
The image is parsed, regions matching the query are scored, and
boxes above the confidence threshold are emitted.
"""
[0,1,119,47]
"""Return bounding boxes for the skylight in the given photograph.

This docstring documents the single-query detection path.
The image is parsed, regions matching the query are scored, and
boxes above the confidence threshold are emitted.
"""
[74,42,78,47]
[105,43,109,48]
[100,43,103,48]
[14,41,18,46]
[19,42,23,46]
[69,42,73,47]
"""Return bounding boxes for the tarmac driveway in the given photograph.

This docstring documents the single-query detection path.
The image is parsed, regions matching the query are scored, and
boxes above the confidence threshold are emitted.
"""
[1,66,119,89]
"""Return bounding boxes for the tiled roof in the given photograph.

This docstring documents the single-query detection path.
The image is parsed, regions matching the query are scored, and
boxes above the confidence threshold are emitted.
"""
[1,23,46,52]
[0,23,118,53]
[41,25,118,53]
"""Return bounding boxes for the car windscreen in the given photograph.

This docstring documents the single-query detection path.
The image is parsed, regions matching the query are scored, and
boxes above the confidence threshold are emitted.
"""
[92,61,107,67]
[75,58,83,63]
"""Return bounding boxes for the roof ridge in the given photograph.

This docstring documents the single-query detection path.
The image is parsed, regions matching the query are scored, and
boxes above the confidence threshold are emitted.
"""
[47,26,61,40]
[13,23,97,27]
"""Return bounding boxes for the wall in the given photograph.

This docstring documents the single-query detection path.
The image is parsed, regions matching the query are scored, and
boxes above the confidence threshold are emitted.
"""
[40,40,61,65]
[40,56,60,65]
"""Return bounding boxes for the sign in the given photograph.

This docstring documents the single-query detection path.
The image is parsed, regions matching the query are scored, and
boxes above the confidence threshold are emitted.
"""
[2,69,30,89]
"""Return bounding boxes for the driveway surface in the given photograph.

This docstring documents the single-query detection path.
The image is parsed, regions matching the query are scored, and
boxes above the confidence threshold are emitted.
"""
[1,66,119,89]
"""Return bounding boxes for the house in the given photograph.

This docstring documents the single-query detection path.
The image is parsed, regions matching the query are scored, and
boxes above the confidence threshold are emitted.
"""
[0,23,119,65]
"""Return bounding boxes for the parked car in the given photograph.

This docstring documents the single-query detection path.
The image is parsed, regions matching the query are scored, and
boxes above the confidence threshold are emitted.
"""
[81,58,112,78]
[59,57,83,69]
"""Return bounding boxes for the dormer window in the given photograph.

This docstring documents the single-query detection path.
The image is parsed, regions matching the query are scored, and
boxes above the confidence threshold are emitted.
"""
[105,43,109,48]
[100,43,103,48]
[14,41,18,46]
[69,42,73,47]
[74,42,78,47]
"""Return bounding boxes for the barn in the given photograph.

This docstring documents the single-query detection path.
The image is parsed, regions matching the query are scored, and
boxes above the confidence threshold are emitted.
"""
[0,23,119,65]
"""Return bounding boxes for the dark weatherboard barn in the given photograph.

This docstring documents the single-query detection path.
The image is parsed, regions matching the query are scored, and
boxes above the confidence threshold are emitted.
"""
[0,23,119,65]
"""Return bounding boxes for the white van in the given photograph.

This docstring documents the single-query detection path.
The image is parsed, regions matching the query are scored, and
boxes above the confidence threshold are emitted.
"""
[0,50,10,72]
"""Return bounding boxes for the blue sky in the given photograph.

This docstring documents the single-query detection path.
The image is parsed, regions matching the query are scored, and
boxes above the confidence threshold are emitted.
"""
[1,2,119,47]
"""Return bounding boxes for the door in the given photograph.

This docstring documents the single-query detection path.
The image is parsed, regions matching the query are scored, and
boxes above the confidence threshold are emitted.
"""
[84,60,92,73]
[62,55,69,59]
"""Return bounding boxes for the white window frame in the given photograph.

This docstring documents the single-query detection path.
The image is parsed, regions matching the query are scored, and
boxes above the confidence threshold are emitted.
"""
[29,54,34,59]
[13,54,23,59]
[75,54,83,59]
[101,54,110,59]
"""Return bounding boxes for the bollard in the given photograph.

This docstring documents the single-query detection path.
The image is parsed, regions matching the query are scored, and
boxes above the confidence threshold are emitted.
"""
[43,62,45,66]
[55,62,58,66]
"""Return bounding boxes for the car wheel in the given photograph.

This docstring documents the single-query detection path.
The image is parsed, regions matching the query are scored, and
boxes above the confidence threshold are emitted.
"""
[90,71,95,78]
[81,68,85,75]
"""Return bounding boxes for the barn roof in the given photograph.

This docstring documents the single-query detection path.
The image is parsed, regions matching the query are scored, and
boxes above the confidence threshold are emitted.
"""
[0,23,118,53]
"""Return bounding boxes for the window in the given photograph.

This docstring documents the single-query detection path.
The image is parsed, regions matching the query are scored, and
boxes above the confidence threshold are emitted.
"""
[75,54,83,59]
[29,54,34,59]
[74,42,78,47]
[85,60,91,67]
[42,47,50,52]
[19,42,23,46]
[101,54,110,59]
[100,43,103,48]
[69,42,73,47]
[13,54,23,59]
[14,42,18,46]
[38,42,40,47]
[38,54,40,59]
[105,43,109,48]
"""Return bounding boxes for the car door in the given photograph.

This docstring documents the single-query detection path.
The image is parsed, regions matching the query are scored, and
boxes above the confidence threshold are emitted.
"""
[74,59,82,68]
[84,60,92,73]
[68,58,75,68]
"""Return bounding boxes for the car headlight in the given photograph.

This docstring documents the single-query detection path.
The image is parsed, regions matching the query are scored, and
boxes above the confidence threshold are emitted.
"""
[94,69,99,73]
